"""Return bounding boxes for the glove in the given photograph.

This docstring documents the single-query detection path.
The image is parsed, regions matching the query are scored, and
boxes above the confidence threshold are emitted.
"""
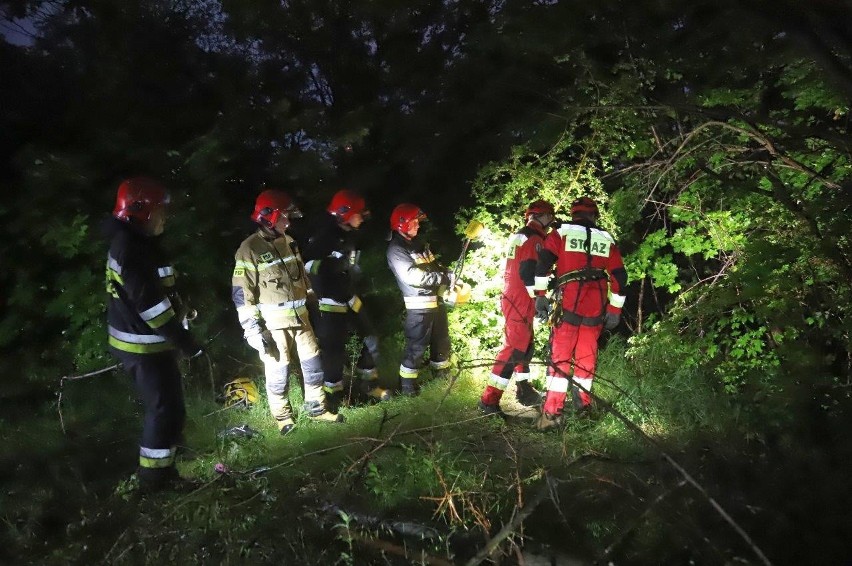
[247,330,281,361]
[604,312,621,330]
[534,296,552,322]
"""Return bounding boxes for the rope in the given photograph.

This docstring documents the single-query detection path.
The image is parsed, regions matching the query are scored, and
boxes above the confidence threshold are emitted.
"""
[57,326,225,434]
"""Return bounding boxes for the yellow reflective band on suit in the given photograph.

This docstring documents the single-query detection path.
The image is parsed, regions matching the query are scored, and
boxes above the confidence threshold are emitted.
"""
[257,255,299,271]
[319,299,348,313]
[108,326,174,354]
[430,359,452,370]
[609,292,626,308]
[107,255,123,275]
[358,367,378,379]
[348,295,362,313]
[106,256,124,297]
[305,259,322,275]
[403,295,438,309]
[139,446,176,469]
[108,336,174,354]
[258,300,308,318]
[399,365,419,378]
[157,266,176,287]
[410,250,436,264]
[234,260,257,274]
[140,298,177,329]
[323,382,344,393]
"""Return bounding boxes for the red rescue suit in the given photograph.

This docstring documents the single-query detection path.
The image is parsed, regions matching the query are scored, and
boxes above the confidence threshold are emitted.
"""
[480,222,546,406]
[534,219,626,415]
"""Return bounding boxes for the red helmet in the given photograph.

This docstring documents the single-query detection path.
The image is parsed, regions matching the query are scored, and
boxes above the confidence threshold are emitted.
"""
[113,177,170,223]
[525,199,555,222]
[390,203,426,234]
[251,189,302,226]
[570,196,599,218]
[327,189,367,222]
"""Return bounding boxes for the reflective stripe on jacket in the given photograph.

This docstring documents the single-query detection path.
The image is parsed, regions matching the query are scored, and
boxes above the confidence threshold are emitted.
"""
[302,212,362,309]
[232,229,313,334]
[104,218,195,356]
[533,220,627,318]
[386,232,449,310]
[503,223,547,317]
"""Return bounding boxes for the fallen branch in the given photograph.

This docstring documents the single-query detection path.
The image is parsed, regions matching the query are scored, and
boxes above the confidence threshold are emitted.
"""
[347,530,454,566]
[465,455,590,566]
[558,367,775,566]
[464,474,554,566]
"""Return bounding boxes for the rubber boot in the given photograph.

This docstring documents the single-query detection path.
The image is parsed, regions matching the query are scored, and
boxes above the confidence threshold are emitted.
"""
[302,400,345,423]
[400,377,419,397]
[515,381,543,407]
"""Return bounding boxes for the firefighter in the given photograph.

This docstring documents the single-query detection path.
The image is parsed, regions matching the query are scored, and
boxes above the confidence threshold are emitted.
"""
[386,204,453,396]
[478,200,555,416]
[303,189,391,409]
[529,196,626,431]
[104,177,203,491]
[232,189,343,435]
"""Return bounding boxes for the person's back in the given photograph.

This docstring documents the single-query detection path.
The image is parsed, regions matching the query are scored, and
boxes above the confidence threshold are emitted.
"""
[105,177,201,492]
[532,197,627,430]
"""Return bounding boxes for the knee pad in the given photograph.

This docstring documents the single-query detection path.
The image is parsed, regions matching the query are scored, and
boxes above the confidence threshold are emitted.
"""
[301,355,324,386]
[265,363,290,396]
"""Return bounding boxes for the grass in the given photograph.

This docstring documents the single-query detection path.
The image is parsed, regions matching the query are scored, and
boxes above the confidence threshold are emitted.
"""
[2,329,850,564]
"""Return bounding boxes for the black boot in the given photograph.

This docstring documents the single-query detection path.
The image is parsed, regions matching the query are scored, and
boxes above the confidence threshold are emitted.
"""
[571,386,596,418]
[515,381,543,407]
[137,466,184,493]
[477,400,506,419]
[400,377,419,397]
[324,390,344,413]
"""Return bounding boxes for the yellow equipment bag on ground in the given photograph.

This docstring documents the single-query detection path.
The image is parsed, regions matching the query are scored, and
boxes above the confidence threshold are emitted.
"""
[222,377,260,408]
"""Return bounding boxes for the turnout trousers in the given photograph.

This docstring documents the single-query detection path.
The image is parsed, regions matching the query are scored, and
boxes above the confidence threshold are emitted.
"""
[543,320,603,415]
[256,324,325,426]
[481,297,535,406]
[120,352,186,480]
[314,308,381,393]
[398,305,452,382]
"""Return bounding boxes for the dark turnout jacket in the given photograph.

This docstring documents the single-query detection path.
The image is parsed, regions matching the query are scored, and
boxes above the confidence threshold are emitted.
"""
[104,218,198,358]
[302,213,361,305]
[386,232,450,310]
